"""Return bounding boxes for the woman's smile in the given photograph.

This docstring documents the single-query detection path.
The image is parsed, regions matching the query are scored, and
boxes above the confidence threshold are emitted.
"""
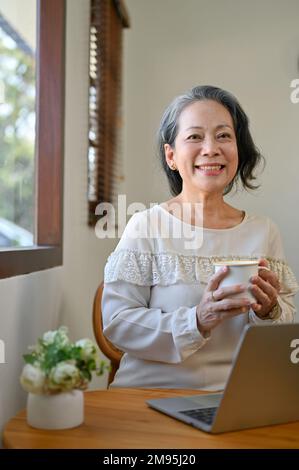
[194,163,226,176]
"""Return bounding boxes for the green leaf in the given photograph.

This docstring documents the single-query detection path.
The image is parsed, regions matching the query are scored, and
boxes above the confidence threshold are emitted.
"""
[23,353,36,364]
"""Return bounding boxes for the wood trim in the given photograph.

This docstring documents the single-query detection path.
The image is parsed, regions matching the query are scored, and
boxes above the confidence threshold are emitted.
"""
[92,282,123,387]
[36,0,65,245]
[0,0,65,279]
[0,246,62,279]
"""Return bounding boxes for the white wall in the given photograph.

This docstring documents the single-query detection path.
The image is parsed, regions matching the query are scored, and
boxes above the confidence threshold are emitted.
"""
[0,0,115,441]
[0,269,62,440]
[123,0,299,312]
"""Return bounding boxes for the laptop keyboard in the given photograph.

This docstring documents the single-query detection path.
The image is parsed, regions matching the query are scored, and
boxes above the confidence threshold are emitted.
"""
[180,407,218,425]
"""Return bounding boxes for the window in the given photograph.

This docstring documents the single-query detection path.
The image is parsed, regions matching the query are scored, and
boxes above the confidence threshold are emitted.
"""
[88,0,129,226]
[0,7,36,247]
[0,0,65,279]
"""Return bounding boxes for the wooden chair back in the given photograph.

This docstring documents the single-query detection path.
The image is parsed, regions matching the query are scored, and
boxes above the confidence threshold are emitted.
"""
[92,282,123,387]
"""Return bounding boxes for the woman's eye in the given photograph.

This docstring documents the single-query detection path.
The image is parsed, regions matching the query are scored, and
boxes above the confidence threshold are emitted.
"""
[217,133,231,139]
[187,134,202,140]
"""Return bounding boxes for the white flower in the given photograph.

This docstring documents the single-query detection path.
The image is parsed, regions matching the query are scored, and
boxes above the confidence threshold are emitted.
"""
[76,338,97,361]
[49,361,80,391]
[43,326,69,347]
[20,364,45,394]
[42,331,57,345]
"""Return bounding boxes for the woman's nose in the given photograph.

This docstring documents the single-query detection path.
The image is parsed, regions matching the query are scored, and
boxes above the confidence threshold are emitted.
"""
[201,138,220,156]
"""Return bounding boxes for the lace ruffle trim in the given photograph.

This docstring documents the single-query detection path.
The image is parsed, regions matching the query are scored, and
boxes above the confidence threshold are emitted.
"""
[104,249,299,292]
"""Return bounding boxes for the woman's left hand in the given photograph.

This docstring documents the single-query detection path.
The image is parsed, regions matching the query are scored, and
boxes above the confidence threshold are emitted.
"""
[250,259,280,318]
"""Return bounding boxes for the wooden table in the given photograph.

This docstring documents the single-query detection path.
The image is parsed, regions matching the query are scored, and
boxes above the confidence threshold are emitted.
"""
[3,388,299,449]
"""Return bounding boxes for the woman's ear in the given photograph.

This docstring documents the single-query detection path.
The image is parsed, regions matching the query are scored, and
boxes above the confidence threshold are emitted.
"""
[164,143,175,168]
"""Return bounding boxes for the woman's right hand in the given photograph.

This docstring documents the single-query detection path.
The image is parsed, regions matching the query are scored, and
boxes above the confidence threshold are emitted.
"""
[196,266,251,337]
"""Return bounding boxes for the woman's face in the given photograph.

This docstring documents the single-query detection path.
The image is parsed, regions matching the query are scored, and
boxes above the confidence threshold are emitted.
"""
[164,99,238,197]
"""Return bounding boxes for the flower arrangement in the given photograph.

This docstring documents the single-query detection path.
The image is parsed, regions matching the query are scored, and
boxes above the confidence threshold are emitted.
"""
[20,326,108,394]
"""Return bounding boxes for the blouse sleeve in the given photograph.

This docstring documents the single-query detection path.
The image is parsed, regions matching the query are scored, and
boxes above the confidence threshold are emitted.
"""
[102,280,209,364]
[249,218,299,324]
[102,210,209,364]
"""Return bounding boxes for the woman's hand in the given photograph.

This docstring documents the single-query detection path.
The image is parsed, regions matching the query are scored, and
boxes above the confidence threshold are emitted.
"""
[249,259,280,318]
[196,266,251,337]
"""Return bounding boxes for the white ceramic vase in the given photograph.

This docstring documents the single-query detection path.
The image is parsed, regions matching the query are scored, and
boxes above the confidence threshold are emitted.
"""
[27,389,84,430]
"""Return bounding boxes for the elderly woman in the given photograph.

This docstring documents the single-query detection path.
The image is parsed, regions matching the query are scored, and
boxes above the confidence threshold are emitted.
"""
[102,85,299,390]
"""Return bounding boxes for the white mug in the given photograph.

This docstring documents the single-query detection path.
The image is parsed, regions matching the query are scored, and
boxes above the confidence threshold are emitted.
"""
[213,260,270,303]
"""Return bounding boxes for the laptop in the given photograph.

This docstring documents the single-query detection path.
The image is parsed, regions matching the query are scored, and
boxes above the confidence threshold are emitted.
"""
[147,323,299,433]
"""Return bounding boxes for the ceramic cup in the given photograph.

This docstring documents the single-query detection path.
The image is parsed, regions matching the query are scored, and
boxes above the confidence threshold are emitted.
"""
[213,260,269,303]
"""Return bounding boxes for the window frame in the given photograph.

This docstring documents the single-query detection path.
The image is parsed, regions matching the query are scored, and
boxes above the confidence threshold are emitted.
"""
[0,0,65,279]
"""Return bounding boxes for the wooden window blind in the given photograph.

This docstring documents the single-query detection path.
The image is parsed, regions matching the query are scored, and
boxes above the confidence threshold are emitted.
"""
[88,0,129,226]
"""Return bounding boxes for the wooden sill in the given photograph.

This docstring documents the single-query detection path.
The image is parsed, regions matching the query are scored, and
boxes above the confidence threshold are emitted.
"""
[0,246,62,279]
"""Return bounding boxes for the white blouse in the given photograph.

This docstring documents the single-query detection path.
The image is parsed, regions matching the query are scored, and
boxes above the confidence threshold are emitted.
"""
[102,204,299,390]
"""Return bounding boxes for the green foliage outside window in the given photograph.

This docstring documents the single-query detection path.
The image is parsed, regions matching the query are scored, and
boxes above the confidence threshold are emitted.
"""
[0,26,35,238]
